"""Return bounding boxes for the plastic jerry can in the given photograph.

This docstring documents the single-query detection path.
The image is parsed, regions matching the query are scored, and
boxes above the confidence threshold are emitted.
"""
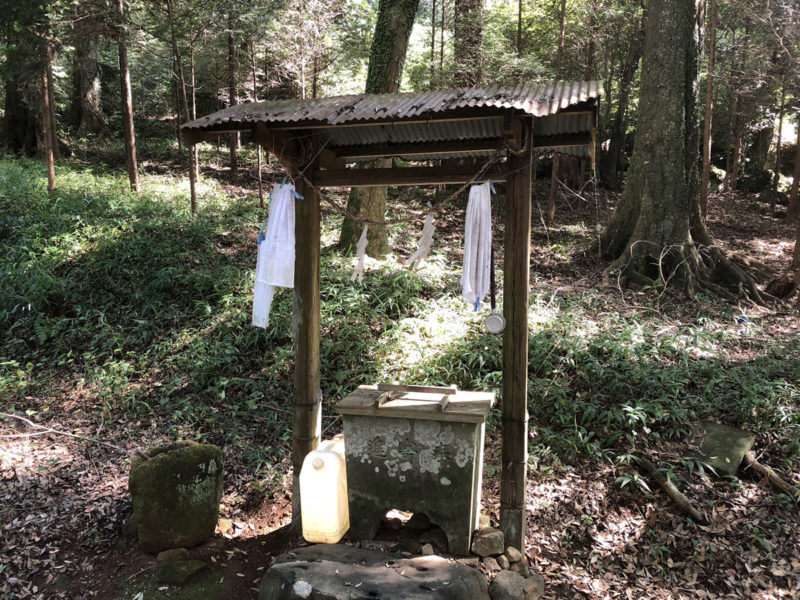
[299,437,349,544]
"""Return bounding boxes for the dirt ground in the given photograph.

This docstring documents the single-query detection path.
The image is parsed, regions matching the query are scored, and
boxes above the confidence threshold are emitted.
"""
[1,183,799,600]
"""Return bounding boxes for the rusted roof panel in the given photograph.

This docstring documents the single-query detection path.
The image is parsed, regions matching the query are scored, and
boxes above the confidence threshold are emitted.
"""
[182,81,603,132]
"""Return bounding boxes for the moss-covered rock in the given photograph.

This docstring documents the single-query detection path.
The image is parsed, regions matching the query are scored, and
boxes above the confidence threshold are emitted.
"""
[156,560,208,585]
[129,441,224,553]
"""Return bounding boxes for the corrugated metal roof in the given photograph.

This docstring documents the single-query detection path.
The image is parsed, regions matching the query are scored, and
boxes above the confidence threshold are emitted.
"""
[182,81,603,132]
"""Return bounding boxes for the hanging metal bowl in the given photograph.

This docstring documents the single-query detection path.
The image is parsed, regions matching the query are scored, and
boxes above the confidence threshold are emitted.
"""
[484,311,506,334]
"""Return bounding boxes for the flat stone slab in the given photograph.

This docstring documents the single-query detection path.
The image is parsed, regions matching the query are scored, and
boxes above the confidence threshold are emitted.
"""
[697,422,755,476]
[259,544,489,600]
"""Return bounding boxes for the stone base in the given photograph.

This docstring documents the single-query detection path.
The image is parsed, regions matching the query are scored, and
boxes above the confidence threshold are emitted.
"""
[259,544,489,600]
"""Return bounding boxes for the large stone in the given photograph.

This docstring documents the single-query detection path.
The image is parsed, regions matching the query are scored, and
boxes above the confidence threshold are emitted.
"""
[504,546,523,563]
[129,441,224,553]
[489,570,526,600]
[525,573,545,599]
[472,527,504,557]
[157,548,190,564]
[259,544,489,600]
[156,559,207,585]
[483,557,501,572]
[696,422,755,476]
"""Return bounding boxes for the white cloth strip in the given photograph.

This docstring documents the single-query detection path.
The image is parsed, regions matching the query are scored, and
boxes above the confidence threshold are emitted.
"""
[461,182,492,308]
[252,183,296,328]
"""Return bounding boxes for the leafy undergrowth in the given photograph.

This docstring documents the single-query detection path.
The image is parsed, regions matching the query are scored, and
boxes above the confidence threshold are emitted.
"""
[1,157,798,599]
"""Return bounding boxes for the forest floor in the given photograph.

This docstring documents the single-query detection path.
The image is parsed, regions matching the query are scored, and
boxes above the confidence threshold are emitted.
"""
[1,154,799,600]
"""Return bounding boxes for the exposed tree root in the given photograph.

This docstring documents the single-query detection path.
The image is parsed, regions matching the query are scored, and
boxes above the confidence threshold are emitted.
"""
[741,451,800,500]
[635,456,708,523]
[603,239,770,304]
[699,246,768,304]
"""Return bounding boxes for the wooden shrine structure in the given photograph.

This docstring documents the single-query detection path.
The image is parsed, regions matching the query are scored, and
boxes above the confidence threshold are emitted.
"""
[182,82,602,551]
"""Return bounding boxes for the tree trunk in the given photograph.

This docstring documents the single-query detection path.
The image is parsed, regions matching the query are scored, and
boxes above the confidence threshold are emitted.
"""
[788,119,800,220]
[252,41,265,208]
[173,60,183,158]
[600,8,645,190]
[117,0,139,191]
[165,0,197,211]
[166,0,191,126]
[699,0,717,218]
[338,0,421,256]
[453,0,482,87]
[586,2,597,79]
[440,0,445,77]
[41,42,56,192]
[545,0,567,224]
[600,0,762,302]
[724,27,749,198]
[431,0,437,88]
[771,79,786,203]
[2,73,37,155]
[45,43,60,161]
[228,29,239,178]
[72,16,108,137]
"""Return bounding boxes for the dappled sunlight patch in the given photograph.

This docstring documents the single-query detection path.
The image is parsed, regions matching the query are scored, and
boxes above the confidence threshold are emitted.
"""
[0,437,76,477]
[748,238,795,259]
[528,293,563,327]
[379,296,473,373]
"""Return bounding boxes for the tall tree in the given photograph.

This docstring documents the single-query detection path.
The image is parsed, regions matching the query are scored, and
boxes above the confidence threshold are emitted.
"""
[599,1,646,191]
[0,1,54,156]
[771,76,786,202]
[117,0,139,192]
[453,0,482,87]
[789,117,800,220]
[228,27,239,178]
[600,0,762,300]
[723,24,749,196]
[699,0,717,217]
[71,12,109,136]
[545,0,567,225]
[338,0,421,256]
[40,39,56,192]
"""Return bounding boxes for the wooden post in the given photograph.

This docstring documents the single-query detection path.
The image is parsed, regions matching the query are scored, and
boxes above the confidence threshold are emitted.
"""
[291,146,322,525]
[189,143,197,214]
[40,42,56,193]
[500,116,532,551]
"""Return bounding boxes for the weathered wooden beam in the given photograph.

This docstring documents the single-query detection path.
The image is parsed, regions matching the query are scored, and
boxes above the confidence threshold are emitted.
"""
[533,132,592,148]
[500,116,532,551]
[504,113,524,152]
[255,124,299,168]
[182,128,239,145]
[319,148,346,170]
[291,139,322,525]
[316,164,507,188]
[335,139,501,159]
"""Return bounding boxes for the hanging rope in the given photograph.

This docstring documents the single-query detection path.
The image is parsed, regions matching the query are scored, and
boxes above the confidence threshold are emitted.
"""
[285,138,549,236]
[295,140,508,227]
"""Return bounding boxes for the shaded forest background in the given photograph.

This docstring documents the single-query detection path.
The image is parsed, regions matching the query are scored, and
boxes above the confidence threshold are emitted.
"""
[2,0,799,225]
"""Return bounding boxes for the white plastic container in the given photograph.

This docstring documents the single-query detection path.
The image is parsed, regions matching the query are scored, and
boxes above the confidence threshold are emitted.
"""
[299,437,349,544]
